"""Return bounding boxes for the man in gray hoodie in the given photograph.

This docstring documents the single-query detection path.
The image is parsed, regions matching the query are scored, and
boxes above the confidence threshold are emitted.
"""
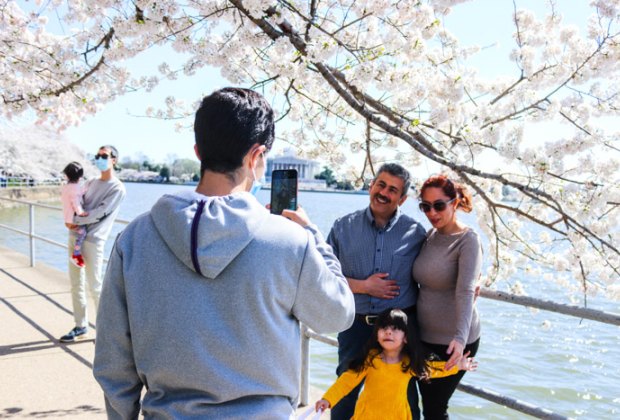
[93,87,355,419]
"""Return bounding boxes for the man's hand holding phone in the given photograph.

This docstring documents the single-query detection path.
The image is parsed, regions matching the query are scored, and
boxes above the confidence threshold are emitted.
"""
[281,206,311,227]
[270,169,298,215]
[269,168,309,226]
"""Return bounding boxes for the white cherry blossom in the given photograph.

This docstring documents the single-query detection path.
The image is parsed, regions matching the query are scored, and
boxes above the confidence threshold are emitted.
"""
[1,0,619,299]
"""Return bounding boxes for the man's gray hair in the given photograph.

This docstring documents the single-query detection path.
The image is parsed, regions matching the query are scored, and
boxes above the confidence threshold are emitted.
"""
[375,163,411,197]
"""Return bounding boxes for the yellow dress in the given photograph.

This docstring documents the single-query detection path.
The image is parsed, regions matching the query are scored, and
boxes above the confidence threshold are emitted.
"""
[322,354,457,420]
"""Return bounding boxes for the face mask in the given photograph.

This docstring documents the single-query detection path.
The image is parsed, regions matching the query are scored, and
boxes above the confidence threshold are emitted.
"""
[249,152,264,196]
[250,167,263,196]
[95,157,110,172]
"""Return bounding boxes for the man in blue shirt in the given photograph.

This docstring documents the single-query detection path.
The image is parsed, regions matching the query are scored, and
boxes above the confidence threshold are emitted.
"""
[327,163,427,420]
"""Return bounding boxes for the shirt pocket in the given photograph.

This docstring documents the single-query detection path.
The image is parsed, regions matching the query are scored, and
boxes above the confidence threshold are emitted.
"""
[390,254,415,284]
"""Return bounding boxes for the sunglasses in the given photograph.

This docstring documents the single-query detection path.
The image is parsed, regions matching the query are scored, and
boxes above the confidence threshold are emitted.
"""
[419,198,455,213]
[95,153,110,160]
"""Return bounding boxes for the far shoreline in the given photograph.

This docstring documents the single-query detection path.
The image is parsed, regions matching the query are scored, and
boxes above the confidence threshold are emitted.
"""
[121,179,370,195]
[0,183,368,208]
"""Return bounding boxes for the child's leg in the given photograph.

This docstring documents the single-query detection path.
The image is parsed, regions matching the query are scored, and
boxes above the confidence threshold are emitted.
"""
[73,226,87,257]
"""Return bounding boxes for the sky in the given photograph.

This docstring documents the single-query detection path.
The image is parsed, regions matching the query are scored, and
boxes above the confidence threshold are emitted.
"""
[63,46,228,164]
[15,1,598,168]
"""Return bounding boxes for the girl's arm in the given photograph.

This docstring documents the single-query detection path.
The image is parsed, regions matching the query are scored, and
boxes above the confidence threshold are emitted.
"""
[70,195,87,216]
[319,368,367,410]
[426,352,477,378]
[457,351,478,371]
[68,184,86,216]
[427,361,459,379]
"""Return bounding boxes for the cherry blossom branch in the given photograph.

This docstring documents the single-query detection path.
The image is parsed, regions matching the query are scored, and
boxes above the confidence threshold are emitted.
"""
[228,3,620,267]
[481,31,620,129]
[547,172,603,188]
[5,1,616,293]
[365,119,375,176]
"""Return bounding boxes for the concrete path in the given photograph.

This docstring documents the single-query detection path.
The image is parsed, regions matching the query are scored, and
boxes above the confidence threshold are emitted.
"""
[0,246,327,419]
[0,246,104,419]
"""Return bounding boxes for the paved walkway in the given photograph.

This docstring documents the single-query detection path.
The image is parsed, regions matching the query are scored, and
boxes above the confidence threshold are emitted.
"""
[0,246,326,419]
[0,246,104,419]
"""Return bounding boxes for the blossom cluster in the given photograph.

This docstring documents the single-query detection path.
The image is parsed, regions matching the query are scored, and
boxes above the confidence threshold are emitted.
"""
[1,0,619,299]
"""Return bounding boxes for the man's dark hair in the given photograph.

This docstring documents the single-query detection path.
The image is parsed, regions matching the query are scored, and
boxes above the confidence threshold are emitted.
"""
[63,162,84,183]
[99,145,119,159]
[375,163,411,196]
[194,87,275,174]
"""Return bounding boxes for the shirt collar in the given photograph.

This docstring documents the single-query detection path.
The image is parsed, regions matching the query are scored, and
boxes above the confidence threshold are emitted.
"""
[365,206,402,231]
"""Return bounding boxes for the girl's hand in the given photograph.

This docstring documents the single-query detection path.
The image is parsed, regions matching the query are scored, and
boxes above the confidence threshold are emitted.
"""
[315,399,330,412]
[445,339,464,370]
[457,351,478,371]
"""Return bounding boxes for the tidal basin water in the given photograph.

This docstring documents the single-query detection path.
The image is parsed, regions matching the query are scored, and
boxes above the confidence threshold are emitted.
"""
[1,182,618,419]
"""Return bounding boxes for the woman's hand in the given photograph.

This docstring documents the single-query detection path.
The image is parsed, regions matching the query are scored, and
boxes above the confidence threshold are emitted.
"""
[315,399,330,412]
[456,351,478,371]
[445,339,464,370]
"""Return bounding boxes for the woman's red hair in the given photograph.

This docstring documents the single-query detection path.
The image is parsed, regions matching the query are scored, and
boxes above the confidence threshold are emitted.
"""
[420,175,473,213]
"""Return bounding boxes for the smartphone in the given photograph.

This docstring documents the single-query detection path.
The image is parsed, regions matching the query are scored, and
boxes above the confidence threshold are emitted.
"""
[270,169,298,215]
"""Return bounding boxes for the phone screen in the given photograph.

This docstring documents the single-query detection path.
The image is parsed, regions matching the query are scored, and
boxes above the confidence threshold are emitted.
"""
[270,169,298,215]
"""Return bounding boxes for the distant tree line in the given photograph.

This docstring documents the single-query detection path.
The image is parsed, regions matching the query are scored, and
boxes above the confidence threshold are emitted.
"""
[119,156,200,183]
[314,166,357,191]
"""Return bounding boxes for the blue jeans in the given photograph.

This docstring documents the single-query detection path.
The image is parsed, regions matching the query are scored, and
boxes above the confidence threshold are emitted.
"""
[331,317,420,420]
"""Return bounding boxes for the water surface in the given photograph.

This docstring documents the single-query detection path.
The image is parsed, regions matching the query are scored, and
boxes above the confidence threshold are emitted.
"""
[1,183,618,418]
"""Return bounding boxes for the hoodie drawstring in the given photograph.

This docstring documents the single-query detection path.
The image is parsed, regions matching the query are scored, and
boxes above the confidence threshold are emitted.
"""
[190,200,206,275]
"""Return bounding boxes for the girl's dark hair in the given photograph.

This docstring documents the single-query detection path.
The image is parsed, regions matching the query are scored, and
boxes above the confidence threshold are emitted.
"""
[63,162,84,183]
[347,308,431,380]
[420,174,473,213]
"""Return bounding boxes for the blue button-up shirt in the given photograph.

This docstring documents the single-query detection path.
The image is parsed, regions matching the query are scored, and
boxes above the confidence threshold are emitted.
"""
[327,206,426,315]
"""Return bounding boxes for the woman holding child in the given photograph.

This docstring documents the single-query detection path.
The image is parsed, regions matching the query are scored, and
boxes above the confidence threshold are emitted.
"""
[413,174,483,419]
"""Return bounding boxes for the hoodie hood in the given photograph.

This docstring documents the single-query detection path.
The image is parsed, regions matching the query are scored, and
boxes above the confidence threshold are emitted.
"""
[150,190,269,278]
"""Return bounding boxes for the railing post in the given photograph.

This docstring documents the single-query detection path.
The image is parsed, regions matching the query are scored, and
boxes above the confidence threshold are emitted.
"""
[29,203,35,267]
[300,323,310,407]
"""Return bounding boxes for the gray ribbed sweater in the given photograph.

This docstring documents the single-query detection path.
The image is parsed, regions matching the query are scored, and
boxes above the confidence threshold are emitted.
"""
[412,228,482,346]
[72,177,125,243]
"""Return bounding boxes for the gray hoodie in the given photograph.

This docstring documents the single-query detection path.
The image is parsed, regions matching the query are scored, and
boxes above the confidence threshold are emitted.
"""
[93,190,355,419]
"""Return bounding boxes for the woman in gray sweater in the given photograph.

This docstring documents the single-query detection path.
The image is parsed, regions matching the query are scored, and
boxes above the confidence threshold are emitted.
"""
[412,175,483,419]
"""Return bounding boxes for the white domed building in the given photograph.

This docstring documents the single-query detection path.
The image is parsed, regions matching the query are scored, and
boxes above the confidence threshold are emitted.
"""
[266,149,326,190]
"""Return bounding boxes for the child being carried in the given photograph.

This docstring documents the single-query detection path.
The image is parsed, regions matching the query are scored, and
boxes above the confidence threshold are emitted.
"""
[61,162,89,268]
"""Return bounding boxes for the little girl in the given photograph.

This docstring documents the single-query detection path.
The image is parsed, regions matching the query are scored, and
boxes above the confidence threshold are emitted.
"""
[61,162,88,268]
[315,308,477,419]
